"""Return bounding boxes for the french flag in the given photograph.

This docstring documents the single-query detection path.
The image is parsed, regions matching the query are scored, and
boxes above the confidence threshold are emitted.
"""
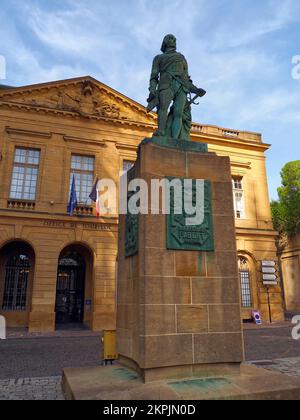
[89,178,100,217]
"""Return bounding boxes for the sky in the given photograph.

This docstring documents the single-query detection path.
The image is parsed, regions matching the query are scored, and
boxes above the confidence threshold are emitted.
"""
[0,0,300,199]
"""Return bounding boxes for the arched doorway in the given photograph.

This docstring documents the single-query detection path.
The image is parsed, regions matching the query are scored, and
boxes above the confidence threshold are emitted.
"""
[238,254,259,320]
[55,244,93,327]
[0,241,35,326]
[238,257,253,309]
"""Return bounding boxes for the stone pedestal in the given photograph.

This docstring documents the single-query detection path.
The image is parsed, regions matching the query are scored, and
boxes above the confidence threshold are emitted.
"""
[62,138,300,400]
[117,138,244,382]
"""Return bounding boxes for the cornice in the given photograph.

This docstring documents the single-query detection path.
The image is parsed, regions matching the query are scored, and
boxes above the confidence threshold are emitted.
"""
[1,100,270,152]
[0,100,157,130]
[5,126,52,139]
[115,142,138,151]
[281,248,300,257]
[230,160,252,170]
[192,132,271,152]
[0,76,157,122]
[63,135,106,147]
[236,227,278,237]
[0,209,119,225]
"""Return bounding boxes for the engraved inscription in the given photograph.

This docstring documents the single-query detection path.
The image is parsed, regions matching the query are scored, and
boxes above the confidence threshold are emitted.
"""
[167,179,214,251]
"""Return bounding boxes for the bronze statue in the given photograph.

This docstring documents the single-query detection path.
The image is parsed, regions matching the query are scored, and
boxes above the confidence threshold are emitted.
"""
[147,34,206,141]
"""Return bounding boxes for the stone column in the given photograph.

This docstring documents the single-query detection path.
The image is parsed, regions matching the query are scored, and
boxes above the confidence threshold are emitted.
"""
[117,138,244,382]
[29,249,58,333]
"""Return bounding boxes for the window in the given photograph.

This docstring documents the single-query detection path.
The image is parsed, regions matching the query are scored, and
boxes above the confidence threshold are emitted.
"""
[70,155,94,204]
[10,148,40,201]
[232,177,245,219]
[123,160,134,173]
[239,257,252,308]
[2,253,30,311]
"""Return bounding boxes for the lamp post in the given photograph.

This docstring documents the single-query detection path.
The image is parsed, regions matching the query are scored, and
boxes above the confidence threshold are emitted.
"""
[261,260,278,324]
[266,286,272,324]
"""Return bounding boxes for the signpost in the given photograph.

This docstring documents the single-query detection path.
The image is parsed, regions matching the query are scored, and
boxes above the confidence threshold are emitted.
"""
[266,286,272,323]
[262,267,276,274]
[262,261,276,267]
[263,274,277,281]
[261,261,279,323]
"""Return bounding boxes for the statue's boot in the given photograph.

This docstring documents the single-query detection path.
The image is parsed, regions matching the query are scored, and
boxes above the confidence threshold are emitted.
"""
[153,130,166,137]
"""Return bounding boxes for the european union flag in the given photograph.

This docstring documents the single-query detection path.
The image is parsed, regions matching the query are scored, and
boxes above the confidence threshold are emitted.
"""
[68,175,78,215]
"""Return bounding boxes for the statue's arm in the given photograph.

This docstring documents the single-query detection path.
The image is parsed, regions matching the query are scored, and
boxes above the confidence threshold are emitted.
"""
[188,78,206,96]
[148,55,160,97]
[183,56,206,97]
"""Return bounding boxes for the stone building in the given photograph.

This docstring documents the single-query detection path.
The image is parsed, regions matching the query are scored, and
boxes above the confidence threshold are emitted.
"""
[281,234,300,313]
[0,76,284,332]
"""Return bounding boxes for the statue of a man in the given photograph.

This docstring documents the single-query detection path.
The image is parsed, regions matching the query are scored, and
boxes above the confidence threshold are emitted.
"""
[147,34,206,140]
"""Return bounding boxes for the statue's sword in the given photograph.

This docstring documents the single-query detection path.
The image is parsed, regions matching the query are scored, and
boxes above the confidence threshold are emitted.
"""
[168,72,206,106]
[148,91,203,113]
[188,93,201,106]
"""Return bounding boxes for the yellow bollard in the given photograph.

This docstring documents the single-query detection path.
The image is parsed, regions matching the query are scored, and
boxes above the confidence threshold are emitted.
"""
[102,330,118,365]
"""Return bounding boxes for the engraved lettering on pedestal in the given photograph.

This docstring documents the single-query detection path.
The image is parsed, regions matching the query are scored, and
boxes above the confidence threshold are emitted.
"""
[167,179,214,251]
[125,190,139,257]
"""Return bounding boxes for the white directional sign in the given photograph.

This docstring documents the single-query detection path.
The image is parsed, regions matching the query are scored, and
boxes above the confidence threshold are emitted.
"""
[262,267,276,274]
[263,274,277,281]
[263,281,278,286]
[262,261,276,267]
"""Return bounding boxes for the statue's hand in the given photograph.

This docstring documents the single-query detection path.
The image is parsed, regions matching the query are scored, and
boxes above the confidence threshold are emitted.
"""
[147,92,156,103]
[196,88,206,98]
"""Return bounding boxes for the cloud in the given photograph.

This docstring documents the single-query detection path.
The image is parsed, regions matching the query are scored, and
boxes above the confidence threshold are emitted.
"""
[0,9,86,85]
[25,4,124,55]
[211,0,299,50]
[235,88,300,126]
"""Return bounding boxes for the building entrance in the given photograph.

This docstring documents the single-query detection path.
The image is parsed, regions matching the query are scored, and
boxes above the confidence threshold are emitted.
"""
[55,252,85,325]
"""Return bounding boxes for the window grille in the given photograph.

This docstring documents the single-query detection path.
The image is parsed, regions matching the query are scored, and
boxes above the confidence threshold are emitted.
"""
[2,253,30,311]
[238,257,252,308]
[10,148,40,201]
[232,177,245,219]
[70,155,95,204]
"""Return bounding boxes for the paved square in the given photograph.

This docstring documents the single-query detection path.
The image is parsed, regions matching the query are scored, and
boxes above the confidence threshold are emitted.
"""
[0,324,300,400]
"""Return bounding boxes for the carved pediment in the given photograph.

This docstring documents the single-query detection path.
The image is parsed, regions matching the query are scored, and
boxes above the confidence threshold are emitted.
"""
[0,76,157,125]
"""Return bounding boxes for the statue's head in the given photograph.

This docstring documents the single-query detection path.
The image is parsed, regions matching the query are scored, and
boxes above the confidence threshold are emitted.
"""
[161,34,177,53]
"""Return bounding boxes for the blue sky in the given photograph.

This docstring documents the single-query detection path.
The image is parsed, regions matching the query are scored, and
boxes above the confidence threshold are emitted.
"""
[1,0,300,199]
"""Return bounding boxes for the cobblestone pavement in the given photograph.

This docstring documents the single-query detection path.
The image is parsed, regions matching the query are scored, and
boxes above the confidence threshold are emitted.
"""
[249,358,300,378]
[0,324,300,400]
[0,332,103,400]
[0,377,64,400]
[0,335,102,379]
[244,323,300,361]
